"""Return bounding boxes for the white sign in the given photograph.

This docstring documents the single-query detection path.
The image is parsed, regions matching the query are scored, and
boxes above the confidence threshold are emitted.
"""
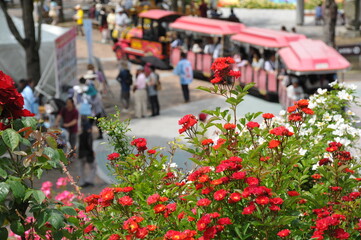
[54,27,77,97]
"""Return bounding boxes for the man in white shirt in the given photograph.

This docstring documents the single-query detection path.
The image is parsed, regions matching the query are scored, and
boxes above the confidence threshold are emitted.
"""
[115,7,130,30]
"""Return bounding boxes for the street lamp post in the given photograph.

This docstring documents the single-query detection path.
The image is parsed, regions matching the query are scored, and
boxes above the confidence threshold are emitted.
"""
[296,0,304,26]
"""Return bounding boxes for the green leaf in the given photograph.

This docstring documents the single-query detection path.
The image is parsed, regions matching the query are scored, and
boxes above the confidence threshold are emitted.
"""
[10,221,24,235]
[0,228,8,240]
[196,86,212,93]
[7,179,26,199]
[0,182,10,202]
[21,117,37,128]
[45,136,58,149]
[32,190,46,204]
[60,206,77,216]
[48,209,65,229]
[2,129,20,151]
[0,167,7,178]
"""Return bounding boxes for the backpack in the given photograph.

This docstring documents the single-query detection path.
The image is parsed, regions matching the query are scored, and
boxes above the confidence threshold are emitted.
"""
[120,69,133,86]
[155,73,161,91]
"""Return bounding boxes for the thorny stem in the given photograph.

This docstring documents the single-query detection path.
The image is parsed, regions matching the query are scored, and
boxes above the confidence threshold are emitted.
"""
[59,160,82,197]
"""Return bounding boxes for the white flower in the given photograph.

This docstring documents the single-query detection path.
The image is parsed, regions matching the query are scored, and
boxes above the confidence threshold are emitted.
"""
[324,152,332,159]
[299,148,307,155]
[337,90,353,101]
[323,112,332,122]
[317,88,327,95]
[333,114,343,122]
[346,83,357,90]
[316,121,325,127]
[329,80,338,87]
[308,116,316,125]
[332,129,344,136]
[316,96,327,104]
[170,162,178,168]
[346,110,355,116]
[258,137,266,145]
[279,110,286,116]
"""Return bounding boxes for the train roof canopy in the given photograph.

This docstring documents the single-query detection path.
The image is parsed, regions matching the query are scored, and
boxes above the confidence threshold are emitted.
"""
[278,39,350,74]
[139,9,180,20]
[169,16,245,36]
[231,27,306,49]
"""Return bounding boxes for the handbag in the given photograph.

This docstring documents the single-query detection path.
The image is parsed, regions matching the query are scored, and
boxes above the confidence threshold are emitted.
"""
[112,29,119,39]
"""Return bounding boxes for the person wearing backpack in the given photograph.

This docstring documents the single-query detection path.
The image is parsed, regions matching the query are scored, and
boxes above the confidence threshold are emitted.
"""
[116,61,133,112]
[146,65,160,116]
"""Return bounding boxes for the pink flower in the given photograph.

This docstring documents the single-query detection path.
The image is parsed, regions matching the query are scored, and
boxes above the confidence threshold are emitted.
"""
[56,177,69,189]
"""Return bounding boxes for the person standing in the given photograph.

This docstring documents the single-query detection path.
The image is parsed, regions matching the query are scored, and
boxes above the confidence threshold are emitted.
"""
[49,0,60,25]
[77,116,96,188]
[19,79,38,115]
[99,7,108,43]
[55,98,79,151]
[116,61,133,112]
[198,0,208,17]
[107,8,117,43]
[146,65,160,116]
[315,3,323,25]
[174,52,193,103]
[73,4,84,36]
[115,7,130,38]
[133,66,148,118]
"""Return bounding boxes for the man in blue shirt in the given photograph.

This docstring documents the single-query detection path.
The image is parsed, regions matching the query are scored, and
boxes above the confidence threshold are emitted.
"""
[174,52,193,103]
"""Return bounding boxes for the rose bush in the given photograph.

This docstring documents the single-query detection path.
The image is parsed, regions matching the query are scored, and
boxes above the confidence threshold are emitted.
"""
[0,72,84,239]
[2,57,361,239]
[80,58,361,239]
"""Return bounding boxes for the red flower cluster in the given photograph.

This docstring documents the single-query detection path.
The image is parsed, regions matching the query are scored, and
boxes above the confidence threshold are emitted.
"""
[107,152,120,161]
[311,207,349,240]
[215,156,242,173]
[123,216,149,239]
[0,71,34,124]
[268,139,281,149]
[201,139,214,146]
[196,213,231,239]
[164,229,197,240]
[210,57,239,84]
[84,186,135,211]
[131,138,147,152]
[269,126,294,136]
[178,114,198,134]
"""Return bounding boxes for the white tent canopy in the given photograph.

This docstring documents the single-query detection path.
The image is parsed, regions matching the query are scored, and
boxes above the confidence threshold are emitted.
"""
[0,10,76,98]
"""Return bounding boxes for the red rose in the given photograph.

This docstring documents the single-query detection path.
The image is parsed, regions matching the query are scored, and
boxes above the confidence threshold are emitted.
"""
[229,192,242,202]
[268,139,281,149]
[147,149,156,154]
[277,229,291,238]
[154,204,166,213]
[231,171,247,180]
[270,197,284,205]
[214,189,227,201]
[147,193,160,205]
[246,177,259,186]
[269,126,293,136]
[297,99,309,108]
[246,121,260,129]
[262,113,275,119]
[118,196,133,206]
[210,77,222,84]
[224,123,236,130]
[108,234,120,240]
[84,223,94,233]
[255,196,269,205]
[287,105,297,113]
[201,139,214,145]
[107,152,120,161]
[197,198,212,206]
[287,191,300,197]
[217,217,232,225]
